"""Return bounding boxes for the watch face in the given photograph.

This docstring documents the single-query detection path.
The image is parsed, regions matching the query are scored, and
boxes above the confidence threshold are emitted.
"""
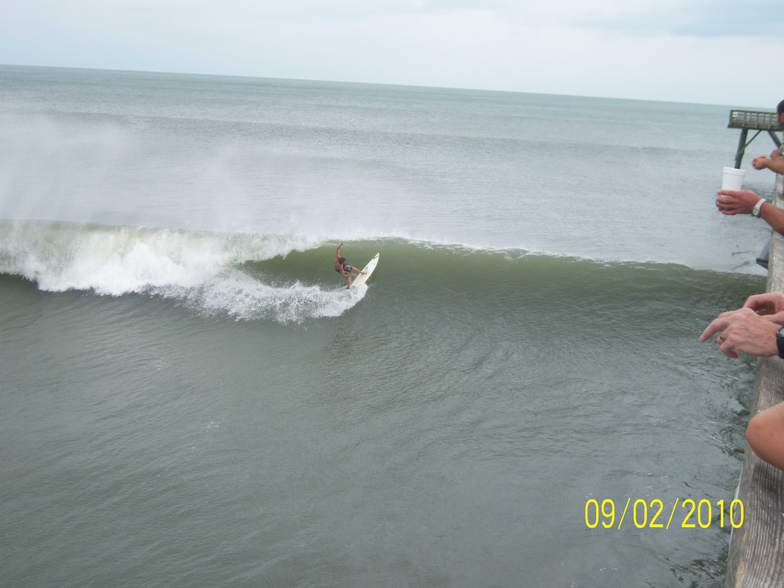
[777,329,784,358]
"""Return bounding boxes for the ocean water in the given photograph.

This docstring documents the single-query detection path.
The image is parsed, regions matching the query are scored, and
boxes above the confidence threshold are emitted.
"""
[0,64,777,587]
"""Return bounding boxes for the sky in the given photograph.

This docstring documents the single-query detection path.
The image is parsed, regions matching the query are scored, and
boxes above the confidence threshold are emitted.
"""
[1,0,781,107]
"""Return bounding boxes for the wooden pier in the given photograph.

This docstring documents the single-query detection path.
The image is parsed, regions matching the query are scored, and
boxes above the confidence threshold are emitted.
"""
[728,110,782,168]
[725,172,784,587]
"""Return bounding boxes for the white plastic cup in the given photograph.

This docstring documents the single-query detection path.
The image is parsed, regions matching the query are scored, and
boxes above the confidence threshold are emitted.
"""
[722,167,745,190]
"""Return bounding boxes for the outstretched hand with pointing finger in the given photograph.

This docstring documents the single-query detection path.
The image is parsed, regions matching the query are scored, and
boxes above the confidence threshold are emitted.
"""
[699,307,779,358]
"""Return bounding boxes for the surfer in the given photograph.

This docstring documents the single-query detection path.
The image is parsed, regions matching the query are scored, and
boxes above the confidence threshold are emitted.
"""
[334,243,366,287]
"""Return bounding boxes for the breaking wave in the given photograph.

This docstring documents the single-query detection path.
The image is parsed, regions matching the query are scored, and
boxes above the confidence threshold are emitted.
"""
[0,220,367,323]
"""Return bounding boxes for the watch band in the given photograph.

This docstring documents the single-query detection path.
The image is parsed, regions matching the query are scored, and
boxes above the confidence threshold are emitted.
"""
[752,198,766,217]
[777,328,784,358]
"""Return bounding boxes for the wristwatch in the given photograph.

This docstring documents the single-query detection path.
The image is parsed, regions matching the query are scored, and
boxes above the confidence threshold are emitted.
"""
[752,198,766,218]
[777,328,784,358]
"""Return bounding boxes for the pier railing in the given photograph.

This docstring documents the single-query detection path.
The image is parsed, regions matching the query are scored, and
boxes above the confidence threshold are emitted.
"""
[725,173,784,587]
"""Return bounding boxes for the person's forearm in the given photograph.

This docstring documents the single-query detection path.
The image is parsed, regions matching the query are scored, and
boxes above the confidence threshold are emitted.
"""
[767,157,784,175]
[760,202,784,235]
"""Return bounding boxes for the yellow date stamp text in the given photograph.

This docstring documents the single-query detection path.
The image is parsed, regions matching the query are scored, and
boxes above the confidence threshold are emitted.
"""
[584,498,744,530]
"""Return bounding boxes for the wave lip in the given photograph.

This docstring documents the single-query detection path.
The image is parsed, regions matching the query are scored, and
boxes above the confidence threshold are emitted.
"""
[0,220,364,323]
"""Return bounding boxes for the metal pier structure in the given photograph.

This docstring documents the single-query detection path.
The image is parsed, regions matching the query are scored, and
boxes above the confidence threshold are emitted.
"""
[728,110,782,169]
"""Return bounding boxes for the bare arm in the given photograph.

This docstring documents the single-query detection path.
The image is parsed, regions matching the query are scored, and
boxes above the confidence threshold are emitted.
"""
[336,242,343,258]
[716,190,784,235]
[767,158,784,175]
[759,199,784,234]
[753,152,784,174]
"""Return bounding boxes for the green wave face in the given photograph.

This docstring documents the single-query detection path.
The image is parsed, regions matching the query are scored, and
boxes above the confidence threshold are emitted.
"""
[0,220,765,326]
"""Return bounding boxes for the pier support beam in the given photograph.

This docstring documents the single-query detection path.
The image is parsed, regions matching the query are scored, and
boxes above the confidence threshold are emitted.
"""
[734,129,749,169]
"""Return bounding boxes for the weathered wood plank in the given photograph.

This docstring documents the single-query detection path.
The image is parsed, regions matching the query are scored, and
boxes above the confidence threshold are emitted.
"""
[725,173,784,587]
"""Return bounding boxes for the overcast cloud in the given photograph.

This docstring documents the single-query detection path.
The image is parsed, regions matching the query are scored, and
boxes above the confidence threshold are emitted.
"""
[1,0,780,106]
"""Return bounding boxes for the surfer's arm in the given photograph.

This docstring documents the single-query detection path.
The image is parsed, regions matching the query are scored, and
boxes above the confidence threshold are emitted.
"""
[350,266,366,274]
[336,242,343,258]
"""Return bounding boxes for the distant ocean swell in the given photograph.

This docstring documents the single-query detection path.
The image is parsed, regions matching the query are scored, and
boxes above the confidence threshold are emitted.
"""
[0,220,761,323]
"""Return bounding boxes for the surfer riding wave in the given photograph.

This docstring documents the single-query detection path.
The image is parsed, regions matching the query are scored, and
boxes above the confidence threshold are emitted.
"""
[334,242,366,288]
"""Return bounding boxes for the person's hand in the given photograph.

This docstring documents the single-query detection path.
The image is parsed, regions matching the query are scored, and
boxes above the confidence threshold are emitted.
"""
[744,292,784,315]
[715,190,761,215]
[760,311,784,326]
[699,307,779,358]
[753,156,770,170]
[771,149,782,160]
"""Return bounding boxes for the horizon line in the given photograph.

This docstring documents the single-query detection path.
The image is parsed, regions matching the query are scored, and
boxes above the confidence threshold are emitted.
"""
[0,61,770,111]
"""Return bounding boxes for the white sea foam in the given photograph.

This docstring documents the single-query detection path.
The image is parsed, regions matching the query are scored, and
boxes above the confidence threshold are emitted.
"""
[185,271,366,322]
[0,221,365,323]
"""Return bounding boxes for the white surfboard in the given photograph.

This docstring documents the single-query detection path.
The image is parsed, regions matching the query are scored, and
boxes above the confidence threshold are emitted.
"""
[350,253,380,288]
